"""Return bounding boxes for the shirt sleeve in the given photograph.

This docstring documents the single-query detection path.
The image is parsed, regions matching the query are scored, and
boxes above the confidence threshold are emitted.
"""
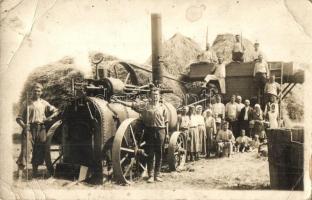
[44,100,58,113]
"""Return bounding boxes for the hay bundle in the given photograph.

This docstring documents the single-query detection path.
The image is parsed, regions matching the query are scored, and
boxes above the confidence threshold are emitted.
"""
[19,57,85,110]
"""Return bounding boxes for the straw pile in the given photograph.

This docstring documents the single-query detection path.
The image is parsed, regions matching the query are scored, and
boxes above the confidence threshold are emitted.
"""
[19,57,85,110]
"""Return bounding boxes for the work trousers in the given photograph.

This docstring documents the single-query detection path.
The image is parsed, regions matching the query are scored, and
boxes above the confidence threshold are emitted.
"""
[217,141,232,157]
[232,52,244,62]
[16,123,47,168]
[255,72,267,107]
[145,127,165,177]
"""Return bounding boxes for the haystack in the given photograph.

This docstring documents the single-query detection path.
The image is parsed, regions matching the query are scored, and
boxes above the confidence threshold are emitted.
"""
[19,57,85,111]
[146,33,202,75]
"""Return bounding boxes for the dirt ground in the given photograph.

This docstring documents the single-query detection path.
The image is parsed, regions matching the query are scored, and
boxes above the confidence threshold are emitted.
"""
[12,141,270,191]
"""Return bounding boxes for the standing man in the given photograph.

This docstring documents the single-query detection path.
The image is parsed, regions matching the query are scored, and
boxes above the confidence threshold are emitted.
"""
[264,75,280,104]
[113,85,168,183]
[253,54,270,106]
[238,99,253,137]
[212,95,225,130]
[236,95,245,116]
[251,42,265,62]
[16,83,59,177]
[232,34,245,62]
[225,95,238,138]
[204,55,226,94]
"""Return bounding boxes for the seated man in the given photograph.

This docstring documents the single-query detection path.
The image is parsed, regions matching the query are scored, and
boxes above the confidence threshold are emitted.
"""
[203,55,226,94]
[232,34,245,62]
[216,121,235,157]
[235,129,252,152]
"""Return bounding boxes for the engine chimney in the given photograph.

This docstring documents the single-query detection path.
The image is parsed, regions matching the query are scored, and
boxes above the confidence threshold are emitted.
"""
[151,13,163,85]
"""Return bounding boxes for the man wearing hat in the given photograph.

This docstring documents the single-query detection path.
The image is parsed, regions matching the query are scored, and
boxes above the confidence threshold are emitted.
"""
[204,55,226,94]
[113,85,168,183]
[232,34,245,62]
[16,83,59,177]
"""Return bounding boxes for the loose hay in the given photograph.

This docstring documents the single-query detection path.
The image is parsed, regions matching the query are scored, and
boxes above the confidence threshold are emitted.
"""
[19,57,85,111]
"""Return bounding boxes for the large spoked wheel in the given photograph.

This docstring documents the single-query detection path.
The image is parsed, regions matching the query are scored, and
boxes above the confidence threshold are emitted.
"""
[168,131,187,171]
[112,118,147,184]
[45,120,63,175]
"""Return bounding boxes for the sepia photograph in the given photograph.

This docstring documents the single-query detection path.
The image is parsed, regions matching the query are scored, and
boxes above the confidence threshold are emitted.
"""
[0,0,311,199]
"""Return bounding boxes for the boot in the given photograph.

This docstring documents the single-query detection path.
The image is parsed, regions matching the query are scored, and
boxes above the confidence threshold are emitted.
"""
[147,176,154,183]
[154,176,163,182]
[32,165,39,178]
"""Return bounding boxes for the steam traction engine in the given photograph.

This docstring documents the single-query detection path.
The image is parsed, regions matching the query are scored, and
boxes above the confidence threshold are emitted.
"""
[44,14,187,184]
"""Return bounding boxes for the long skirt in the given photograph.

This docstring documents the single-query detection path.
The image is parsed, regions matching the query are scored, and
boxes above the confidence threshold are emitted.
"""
[206,126,214,152]
[188,127,199,153]
[198,125,206,154]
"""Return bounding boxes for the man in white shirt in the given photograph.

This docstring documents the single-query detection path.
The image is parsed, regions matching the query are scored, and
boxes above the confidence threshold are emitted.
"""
[235,129,252,152]
[264,75,280,103]
[212,95,225,119]
[204,55,226,94]
[225,95,239,137]
[253,54,270,105]
[216,121,235,157]
[236,95,245,115]
[232,34,245,62]
[212,95,225,130]
[251,42,265,62]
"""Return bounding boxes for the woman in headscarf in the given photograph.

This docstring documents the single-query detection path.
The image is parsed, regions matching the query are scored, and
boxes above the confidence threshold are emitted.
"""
[187,106,199,161]
[196,105,206,157]
[204,109,216,158]
[267,103,279,129]
[252,104,264,138]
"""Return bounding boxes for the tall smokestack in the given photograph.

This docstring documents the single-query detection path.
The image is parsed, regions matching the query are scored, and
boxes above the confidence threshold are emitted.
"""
[151,13,163,85]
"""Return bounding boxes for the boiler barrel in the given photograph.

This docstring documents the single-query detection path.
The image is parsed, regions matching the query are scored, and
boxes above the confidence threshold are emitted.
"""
[266,128,304,190]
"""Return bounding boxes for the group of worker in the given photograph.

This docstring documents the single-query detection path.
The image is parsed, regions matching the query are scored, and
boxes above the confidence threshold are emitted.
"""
[177,90,280,159]
[199,35,272,107]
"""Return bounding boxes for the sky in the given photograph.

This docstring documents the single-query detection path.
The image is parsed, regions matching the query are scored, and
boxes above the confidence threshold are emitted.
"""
[0,0,312,103]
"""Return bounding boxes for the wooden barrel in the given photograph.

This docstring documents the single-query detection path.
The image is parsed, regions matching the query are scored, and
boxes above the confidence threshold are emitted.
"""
[266,127,304,190]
